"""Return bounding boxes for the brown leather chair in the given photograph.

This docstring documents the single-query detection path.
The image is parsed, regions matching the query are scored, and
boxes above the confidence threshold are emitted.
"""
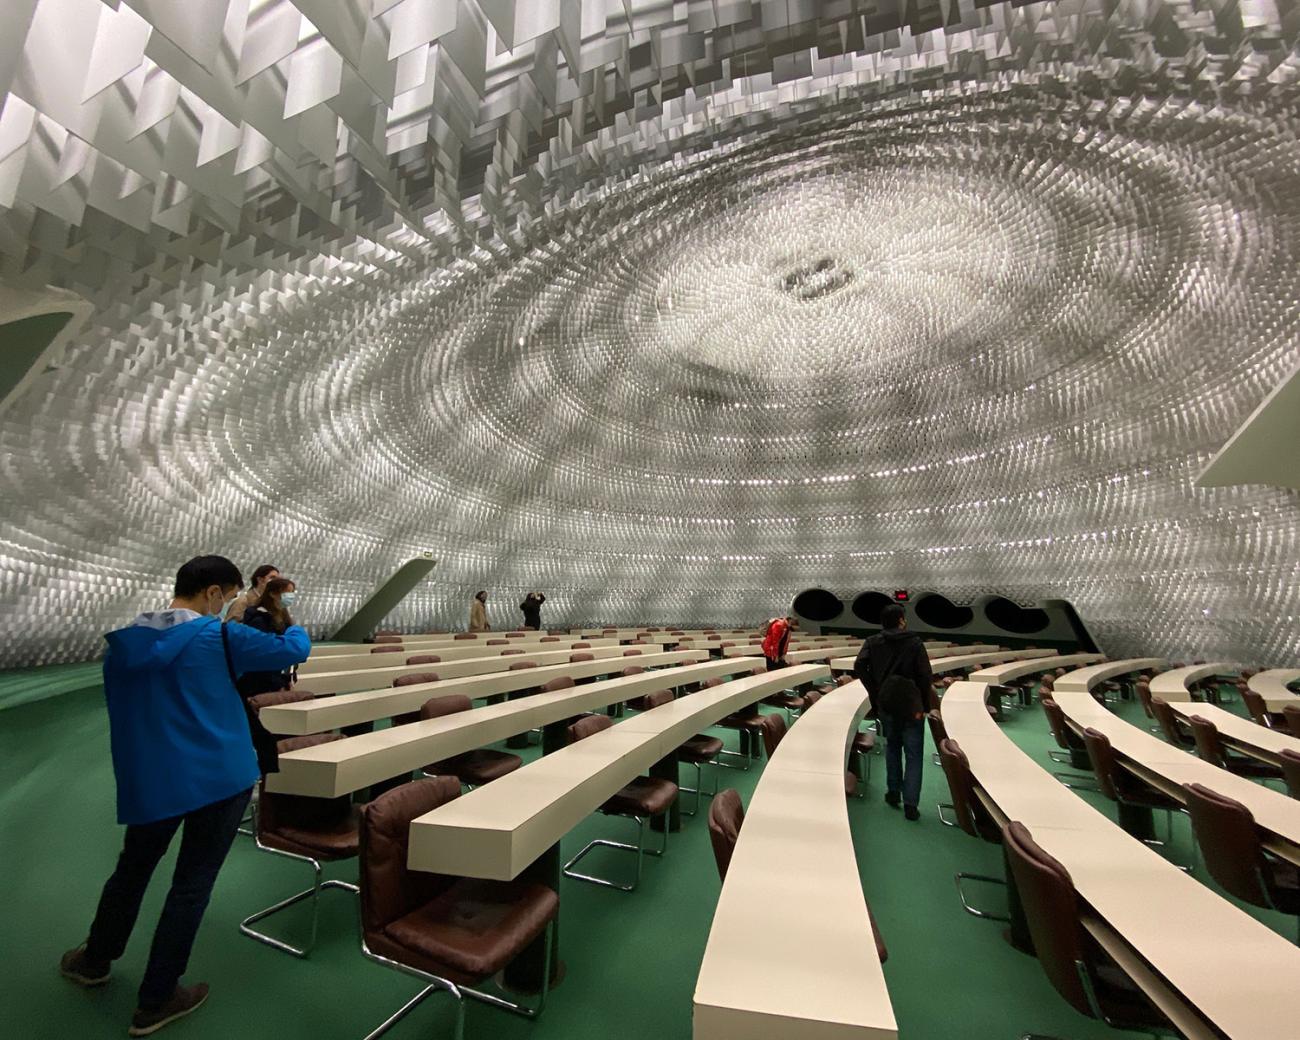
[358,779,557,1037]
[1149,696,1196,749]
[621,666,651,713]
[374,634,402,643]
[506,631,527,638]
[706,786,888,962]
[375,630,400,638]
[1081,727,1190,868]
[415,695,523,786]
[1281,750,1300,800]
[936,738,1009,922]
[500,648,526,656]
[391,672,442,726]
[1182,782,1300,943]
[678,719,724,817]
[717,685,767,770]
[406,654,441,666]
[239,733,361,957]
[486,639,509,646]
[452,632,478,640]
[540,636,560,642]
[561,714,677,891]
[1187,714,1284,781]
[1003,820,1177,1033]
[1284,704,1300,738]
[622,648,643,657]
[1240,688,1275,728]
[371,644,404,654]
[1039,699,1098,789]
[571,642,592,649]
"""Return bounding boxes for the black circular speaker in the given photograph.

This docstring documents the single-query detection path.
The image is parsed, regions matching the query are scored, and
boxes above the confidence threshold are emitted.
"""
[792,588,843,622]
[983,597,1050,634]
[850,591,894,624]
[914,593,974,630]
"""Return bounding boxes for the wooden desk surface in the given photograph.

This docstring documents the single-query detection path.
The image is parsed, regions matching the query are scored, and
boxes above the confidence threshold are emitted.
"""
[406,665,829,881]
[1050,689,1300,861]
[1053,658,1168,693]
[693,679,895,1040]
[266,657,765,798]
[967,653,1104,684]
[1148,663,1238,700]
[1166,701,1300,765]
[299,644,675,696]
[262,648,713,734]
[1247,668,1300,711]
[940,682,1300,1039]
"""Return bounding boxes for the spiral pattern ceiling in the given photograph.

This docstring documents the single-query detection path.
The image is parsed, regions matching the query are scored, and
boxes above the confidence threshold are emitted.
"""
[1,0,1299,668]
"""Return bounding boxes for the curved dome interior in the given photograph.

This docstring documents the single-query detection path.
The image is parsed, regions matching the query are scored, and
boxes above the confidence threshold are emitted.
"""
[1,0,1298,666]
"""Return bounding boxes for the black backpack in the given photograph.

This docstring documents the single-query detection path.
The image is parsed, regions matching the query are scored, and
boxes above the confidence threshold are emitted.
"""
[855,636,924,721]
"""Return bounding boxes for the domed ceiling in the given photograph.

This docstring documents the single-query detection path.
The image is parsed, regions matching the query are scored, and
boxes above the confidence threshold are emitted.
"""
[1,0,1298,667]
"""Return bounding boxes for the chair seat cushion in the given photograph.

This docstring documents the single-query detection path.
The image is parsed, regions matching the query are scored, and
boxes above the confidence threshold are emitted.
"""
[679,735,724,762]
[262,805,362,861]
[382,879,558,983]
[720,712,765,730]
[844,771,857,797]
[603,775,678,817]
[763,693,808,710]
[427,749,523,785]
[852,731,876,752]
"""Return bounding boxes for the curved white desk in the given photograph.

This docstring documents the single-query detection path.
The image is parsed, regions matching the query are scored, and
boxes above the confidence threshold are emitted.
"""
[1165,701,1300,767]
[1050,689,1300,865]
[967,653,1104,684]
[1053,658,1167,693]
[301,637,641,673]
[1148,663,1238,701]
[1248,669,1300,711]
[693,679,896,1040]
[941,681,1300,1039]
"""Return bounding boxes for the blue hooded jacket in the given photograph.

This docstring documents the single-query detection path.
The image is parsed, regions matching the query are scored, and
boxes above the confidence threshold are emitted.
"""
[103,609,312,825]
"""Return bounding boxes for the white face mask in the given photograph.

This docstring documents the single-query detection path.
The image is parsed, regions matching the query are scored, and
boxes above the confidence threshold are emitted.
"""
[210,589,236,619]
[280,592,298,607]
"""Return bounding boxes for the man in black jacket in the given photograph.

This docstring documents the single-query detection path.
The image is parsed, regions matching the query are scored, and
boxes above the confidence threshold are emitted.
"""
[519,592,545,630]
[853,604,934,820]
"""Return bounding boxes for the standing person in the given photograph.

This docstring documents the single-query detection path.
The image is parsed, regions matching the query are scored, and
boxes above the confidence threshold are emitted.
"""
[519,591,545,630]
[468,590,490,632]
[853,604,934,821]
[60,556,311,1036]
[237,577,301,775]
[761,614,795,670]
[224,563,278,625]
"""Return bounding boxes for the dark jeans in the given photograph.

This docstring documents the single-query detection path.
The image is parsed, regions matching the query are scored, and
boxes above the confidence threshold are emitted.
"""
[84,788,251,1009]
[765,657,785,671]
[881,715,925,809]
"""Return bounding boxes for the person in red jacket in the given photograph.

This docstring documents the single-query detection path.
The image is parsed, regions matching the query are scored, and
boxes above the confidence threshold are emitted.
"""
[761,615,795,670]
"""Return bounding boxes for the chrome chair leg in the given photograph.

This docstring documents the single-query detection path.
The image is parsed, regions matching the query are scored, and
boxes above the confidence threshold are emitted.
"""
[239,843,359,957]
[563,813,668,891]
[936,802,960,828]
[679,760,716,816]
[954,872,1011,922]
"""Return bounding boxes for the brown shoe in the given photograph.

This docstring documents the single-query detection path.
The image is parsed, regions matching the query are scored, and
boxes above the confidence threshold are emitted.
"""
[128,983,209,1036]
[60,945,111,987]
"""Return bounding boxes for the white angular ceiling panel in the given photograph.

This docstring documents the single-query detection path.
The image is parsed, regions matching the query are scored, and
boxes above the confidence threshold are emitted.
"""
[0,0,1298,667]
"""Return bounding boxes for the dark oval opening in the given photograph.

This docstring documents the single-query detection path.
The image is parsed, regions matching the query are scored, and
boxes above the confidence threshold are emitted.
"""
[792,588,843,622]
[914,593,974,630]
[851,591,895,625]
[984,597,1050,634]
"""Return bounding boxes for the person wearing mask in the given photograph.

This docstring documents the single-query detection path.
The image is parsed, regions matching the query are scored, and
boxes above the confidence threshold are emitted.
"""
[468,590,490,632]
[224,563,278,625]
[237,577,300,775]
[60,556,311,1036]
[519,591,545,630]
[853,604,934,821]
[761,614,795,670]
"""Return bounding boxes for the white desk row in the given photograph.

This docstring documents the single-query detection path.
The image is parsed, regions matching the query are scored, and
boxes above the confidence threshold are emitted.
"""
[1148,662,1238,700]
[694,679,895,1039]
[1164,701,1300,767]
[299,637,646,675]
[1053,658,1167,693]
[829,646,1058,676]
[263,648,717,735]
[941,681,1300,1040]
[1248,668,1300,711]
[267,656,768,799]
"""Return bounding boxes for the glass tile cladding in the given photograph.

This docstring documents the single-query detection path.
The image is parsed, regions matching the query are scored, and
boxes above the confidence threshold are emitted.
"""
[0,1,1298,667]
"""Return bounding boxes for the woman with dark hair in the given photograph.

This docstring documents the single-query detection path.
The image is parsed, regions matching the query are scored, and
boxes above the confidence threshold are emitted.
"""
[225,563,279,625]
[469,590,490,632]
[237,577,299,773]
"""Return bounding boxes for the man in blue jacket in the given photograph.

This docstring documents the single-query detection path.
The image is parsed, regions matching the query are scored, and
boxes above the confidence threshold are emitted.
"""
[60,555,311,1036]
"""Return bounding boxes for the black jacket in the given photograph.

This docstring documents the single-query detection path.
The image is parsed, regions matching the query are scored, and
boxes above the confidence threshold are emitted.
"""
[519,596,543,629]
[236,607,294,774]
[853,629,936,713]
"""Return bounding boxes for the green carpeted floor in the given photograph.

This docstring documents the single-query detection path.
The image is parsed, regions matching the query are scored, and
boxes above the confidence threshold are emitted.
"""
[2,679,1291,1040]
